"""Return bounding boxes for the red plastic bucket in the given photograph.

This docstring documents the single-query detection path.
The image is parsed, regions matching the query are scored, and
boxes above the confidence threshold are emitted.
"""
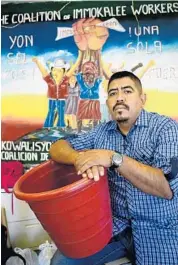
[14,160,112,258]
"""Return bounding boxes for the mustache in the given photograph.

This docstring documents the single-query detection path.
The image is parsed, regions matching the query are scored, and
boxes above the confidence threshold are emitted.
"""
[113,103,129,111]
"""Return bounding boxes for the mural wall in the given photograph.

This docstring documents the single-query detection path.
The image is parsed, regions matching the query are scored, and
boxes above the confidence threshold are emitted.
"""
[1,1,178,170]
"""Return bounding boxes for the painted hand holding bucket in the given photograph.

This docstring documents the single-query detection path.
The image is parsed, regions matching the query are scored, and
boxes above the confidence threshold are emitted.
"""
[13,160,112,258]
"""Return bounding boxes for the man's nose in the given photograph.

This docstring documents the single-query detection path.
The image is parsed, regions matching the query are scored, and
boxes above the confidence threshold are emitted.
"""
[116,91,125,102]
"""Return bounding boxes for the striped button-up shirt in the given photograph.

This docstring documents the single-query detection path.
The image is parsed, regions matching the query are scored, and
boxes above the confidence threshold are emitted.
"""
[66,109,178,265]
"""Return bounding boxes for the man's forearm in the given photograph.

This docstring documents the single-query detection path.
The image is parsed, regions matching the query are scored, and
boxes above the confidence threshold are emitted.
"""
[49,140,79,165]
[118,155,173,199]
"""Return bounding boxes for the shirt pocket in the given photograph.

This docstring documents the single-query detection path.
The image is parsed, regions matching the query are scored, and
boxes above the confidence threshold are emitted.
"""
[133,143,154,165]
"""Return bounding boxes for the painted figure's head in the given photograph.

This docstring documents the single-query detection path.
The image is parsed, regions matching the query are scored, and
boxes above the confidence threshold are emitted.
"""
[51,67,65,82]
[106,71,146,125]
[50,59,70,83]
[82,61,98,86]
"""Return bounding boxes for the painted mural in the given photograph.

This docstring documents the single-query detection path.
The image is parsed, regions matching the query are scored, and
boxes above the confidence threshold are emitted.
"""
[1,1,178,168]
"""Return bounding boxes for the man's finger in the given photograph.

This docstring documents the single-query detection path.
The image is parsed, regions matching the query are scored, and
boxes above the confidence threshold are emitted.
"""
[78,160,95,174]
[91,166,100,181]
[75,153,87,172]
[82,172,87,178]
[98,166,105,176]
[76,155,93,174]
[86,168,93,179]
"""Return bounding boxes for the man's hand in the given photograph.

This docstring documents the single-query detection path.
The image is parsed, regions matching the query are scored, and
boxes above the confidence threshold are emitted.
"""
[75,150,114,181]
[72,18,109,51]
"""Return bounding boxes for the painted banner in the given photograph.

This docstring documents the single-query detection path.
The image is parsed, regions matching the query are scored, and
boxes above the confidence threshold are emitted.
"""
[1,1,178,167]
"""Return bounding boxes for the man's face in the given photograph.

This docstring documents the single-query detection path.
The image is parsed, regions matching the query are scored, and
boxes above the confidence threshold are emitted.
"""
[83,71,95,86]
[106,77,146,123]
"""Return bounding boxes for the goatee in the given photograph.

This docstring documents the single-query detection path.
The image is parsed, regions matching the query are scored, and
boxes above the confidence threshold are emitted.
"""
[117,118,129,123]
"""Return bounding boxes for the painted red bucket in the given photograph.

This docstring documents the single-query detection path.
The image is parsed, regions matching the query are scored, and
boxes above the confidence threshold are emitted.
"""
[14,160,112,258]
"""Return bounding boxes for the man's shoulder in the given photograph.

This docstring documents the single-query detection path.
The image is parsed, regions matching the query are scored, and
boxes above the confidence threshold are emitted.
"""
[83,120,116,136]
[148,111,178,131]
[96,120,116,131]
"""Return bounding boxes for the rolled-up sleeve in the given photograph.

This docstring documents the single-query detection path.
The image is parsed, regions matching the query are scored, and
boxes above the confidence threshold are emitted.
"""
[152,120,178,177]
[65,126,99,151]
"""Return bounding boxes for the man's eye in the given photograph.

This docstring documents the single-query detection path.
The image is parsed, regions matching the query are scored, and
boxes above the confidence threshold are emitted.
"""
[124,90,132,94]
[109,92,117,97]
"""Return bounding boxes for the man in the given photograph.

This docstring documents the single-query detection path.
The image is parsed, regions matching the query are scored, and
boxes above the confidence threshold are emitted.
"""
[49,71,178,265]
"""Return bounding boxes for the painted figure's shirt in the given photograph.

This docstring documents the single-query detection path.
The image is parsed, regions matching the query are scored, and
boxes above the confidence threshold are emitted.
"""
[44,74,69,99]
[76,73,102,100]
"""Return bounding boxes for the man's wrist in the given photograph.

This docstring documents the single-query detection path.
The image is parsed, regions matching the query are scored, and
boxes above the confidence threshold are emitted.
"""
[109,151,115,167]
[111,152,124,169]
[71,151,80,164]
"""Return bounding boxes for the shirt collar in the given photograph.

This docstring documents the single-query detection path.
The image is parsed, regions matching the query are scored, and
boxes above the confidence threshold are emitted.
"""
[135,109,149,127]
[107,121,118,131]
[107,109,149,131]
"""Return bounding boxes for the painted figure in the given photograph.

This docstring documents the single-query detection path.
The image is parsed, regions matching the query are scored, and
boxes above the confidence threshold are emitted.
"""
[65,75,79,129]
[76,61,102,132]
[32,53,82,128]
[71,18,110,131]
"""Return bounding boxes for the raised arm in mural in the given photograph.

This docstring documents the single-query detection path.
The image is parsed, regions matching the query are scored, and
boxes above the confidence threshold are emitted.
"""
[32,52,83,129]
[136,59,155,79]
[72,18,109,72]
[102,59,155,81]
[73,18,108,52]
[32,52,83,79]
[32,57,49,77]
[72,19,109,132]
[66,51,83,78]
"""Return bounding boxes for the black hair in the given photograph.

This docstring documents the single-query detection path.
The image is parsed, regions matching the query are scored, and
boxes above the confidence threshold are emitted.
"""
[108,71,142,94]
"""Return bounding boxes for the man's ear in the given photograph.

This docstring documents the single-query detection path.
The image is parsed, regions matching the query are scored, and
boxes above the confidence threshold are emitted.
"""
[141,93,147,106]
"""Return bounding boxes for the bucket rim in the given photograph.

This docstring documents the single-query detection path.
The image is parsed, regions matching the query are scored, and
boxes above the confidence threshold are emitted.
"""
[13,160,96,202]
